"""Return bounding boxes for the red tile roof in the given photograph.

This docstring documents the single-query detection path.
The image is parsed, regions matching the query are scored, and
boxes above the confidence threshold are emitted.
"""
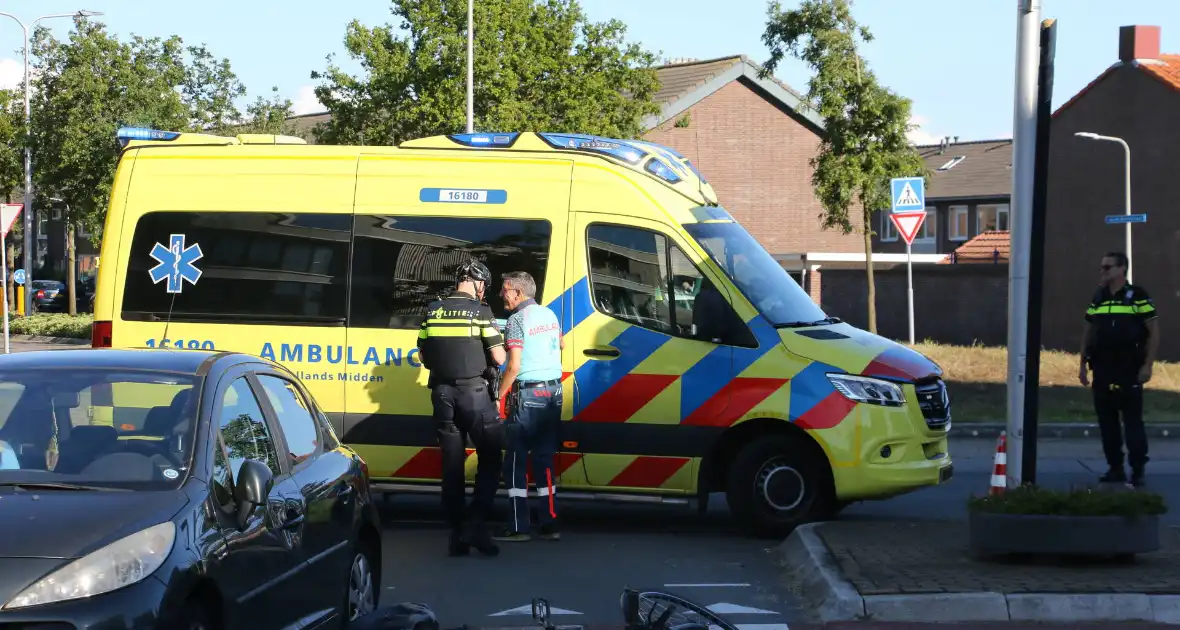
[1142,54,1180,90]
[940,231,1010,264]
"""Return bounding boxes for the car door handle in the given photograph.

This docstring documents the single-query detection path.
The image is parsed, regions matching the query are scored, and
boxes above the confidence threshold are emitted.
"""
[583,347,620,358]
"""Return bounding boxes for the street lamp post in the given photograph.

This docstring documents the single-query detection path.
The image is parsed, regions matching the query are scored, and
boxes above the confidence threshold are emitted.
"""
[466,0,473,133]
[1075,131,1133,283]
[0,9,102,316]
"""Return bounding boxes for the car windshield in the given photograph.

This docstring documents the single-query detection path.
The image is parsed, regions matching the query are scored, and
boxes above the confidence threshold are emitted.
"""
[0,369,198,490]
[684,218,830,327]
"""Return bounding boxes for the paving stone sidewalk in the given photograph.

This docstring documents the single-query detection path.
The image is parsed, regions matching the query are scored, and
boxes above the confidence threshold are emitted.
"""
[819,520,1180,596]
[779,520,1180,624]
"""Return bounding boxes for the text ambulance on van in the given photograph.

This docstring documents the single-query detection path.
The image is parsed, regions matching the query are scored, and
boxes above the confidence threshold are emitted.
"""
[91,127,953,538]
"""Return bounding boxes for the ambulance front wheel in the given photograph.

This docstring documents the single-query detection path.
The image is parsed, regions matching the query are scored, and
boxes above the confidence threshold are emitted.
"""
[725,434,832,539]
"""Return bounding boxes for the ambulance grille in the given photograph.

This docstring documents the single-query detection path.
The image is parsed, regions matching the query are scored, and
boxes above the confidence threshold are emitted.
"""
[915,380,951,429]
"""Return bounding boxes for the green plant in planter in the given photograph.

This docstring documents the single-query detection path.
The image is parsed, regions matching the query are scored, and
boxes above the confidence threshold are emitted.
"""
[967,485,1167,517]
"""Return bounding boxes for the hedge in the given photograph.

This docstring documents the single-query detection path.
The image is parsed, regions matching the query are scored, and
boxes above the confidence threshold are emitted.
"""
[5,313,93,339]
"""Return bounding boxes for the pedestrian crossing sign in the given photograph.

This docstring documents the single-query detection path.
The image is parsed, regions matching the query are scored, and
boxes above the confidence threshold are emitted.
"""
[891,177,925,213]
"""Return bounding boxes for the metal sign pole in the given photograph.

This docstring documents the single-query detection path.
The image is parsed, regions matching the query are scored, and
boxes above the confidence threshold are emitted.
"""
[2,232,8,354]
[906,240,915,344]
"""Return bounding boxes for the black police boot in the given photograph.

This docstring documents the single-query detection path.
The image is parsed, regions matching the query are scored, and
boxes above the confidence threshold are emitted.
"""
[1099,466,1126,483]
[1131,466,1146,488]
[448,527,470,557]
[467,519,500,557]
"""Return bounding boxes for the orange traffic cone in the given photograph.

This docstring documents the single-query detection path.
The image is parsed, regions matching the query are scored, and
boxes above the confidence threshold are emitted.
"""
[989,432,1007,495]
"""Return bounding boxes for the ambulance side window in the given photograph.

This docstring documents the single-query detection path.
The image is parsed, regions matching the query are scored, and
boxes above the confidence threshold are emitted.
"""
[586,224,675,335]
[349,216,553,328]
[667,245,756,347]
[586,223,754,346]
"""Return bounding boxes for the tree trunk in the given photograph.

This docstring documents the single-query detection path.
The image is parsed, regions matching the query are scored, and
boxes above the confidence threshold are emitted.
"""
[863,207,877,334]
[67,223,77,316]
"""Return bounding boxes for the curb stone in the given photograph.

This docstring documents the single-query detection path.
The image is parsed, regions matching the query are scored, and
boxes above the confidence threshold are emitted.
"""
[9,335,89,345]
[778,523,864,621]
[955,422,1180,440]
[779,524,1180,624]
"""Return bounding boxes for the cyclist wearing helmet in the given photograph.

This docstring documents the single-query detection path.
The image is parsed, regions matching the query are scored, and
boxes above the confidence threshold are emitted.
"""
[416,258,507,557]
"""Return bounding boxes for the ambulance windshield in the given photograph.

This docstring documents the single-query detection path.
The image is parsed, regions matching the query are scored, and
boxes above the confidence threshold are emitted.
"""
[684,220,830,327]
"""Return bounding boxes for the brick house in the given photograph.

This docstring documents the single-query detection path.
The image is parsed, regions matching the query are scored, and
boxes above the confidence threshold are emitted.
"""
[873,138,1012,256]
[1041,24,1180,361]
[287,55,871,299]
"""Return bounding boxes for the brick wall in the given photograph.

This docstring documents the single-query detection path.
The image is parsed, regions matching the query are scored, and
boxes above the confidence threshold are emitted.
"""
[643,77,864,255]
[1042,66,1180,361]
[820,264,1009,346]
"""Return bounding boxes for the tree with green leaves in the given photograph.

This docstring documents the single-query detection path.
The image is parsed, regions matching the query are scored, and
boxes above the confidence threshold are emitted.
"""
[761,0,928,334]
[310,0,662,145]
[27,16,288,313]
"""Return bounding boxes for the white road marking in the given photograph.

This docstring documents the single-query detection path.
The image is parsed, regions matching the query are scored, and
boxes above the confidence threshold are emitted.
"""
[489,604,583,617]
[664,583,751,588]
[706,603,778,615]
[719,625,789,630]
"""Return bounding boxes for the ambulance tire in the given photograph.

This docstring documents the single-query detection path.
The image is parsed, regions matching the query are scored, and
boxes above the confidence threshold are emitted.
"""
[725,434,831,539]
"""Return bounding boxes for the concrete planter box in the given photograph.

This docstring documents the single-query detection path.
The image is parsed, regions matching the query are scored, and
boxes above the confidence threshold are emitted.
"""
[968,511,1160,558]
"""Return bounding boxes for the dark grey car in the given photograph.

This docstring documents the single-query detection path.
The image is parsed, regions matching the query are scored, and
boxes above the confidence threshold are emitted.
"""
[0,348,381,629]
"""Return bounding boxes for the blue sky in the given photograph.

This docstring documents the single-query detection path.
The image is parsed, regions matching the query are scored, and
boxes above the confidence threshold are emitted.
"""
[1,0,1176,143]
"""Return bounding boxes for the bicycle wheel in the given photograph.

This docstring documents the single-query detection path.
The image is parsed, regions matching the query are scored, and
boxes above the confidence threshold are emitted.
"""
[634,590,739,630]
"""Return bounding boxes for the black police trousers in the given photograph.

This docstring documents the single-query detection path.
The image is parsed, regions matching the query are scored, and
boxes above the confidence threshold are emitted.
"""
[1092,378,1148,470]
[430,381,504,530]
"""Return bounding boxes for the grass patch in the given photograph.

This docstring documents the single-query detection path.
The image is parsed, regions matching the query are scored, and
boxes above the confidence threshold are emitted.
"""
[968,484,1167,517]
[910,341,1180,424]
[6,313,93,339]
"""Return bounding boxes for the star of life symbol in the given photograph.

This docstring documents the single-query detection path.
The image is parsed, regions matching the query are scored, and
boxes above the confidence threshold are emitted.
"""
[149,234,204,294]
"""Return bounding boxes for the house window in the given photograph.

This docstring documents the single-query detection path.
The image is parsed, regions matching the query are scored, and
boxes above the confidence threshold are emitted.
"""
[914,207,937,242]
[977,204,1010,232]
[949,205,969,241]
[37,213,47,238]
[880,212,898,242]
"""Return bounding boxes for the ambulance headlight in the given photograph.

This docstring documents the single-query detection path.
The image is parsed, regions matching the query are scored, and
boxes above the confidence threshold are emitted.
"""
[3,522,175,609]
[827,374,905,407]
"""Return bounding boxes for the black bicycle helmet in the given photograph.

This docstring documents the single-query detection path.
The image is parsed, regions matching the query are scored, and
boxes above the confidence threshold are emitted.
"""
[455,259,492,284]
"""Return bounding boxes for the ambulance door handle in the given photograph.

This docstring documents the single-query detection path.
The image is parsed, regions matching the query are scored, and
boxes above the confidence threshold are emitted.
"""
[583,347,619,358]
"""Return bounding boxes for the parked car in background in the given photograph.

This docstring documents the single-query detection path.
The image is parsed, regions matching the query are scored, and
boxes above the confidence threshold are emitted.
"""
[0,348,381,629]
[28,279,93,314]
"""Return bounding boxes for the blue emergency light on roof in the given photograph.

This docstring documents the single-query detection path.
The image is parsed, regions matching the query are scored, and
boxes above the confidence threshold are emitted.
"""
[630,141,689,178]
[116,127,181,142]
[447,132,521,148]
[537,133,648,165]
[644,157,682,184]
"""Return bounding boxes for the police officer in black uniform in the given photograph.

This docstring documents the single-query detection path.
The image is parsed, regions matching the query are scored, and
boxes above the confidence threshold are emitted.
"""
[1079,251,1160,487]
[417,259,506,556]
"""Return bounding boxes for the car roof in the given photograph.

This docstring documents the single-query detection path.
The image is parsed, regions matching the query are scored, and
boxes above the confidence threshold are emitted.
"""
[0,348,268,376]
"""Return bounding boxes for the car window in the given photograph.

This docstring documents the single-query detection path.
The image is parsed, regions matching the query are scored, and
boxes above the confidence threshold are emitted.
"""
[256,375,319,466]
[210,442,235,511]
[0,383,25,432]
[217,378,280,477]
[121,211,351,325]
[0,370,196,488]
[349,216,553,328]
[586,223,674,335]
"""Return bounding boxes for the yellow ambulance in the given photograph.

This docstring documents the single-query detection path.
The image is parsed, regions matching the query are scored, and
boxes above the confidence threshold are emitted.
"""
[91,127,953,537]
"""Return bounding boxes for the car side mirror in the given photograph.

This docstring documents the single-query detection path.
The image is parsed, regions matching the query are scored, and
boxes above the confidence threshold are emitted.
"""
[233,459,273,529]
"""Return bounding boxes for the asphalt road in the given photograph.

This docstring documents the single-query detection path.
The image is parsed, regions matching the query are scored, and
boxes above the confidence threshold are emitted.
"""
[373,436,1180,627]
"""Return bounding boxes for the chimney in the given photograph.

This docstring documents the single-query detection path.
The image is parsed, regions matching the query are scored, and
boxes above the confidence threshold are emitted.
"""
[1119,25,1161,62]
